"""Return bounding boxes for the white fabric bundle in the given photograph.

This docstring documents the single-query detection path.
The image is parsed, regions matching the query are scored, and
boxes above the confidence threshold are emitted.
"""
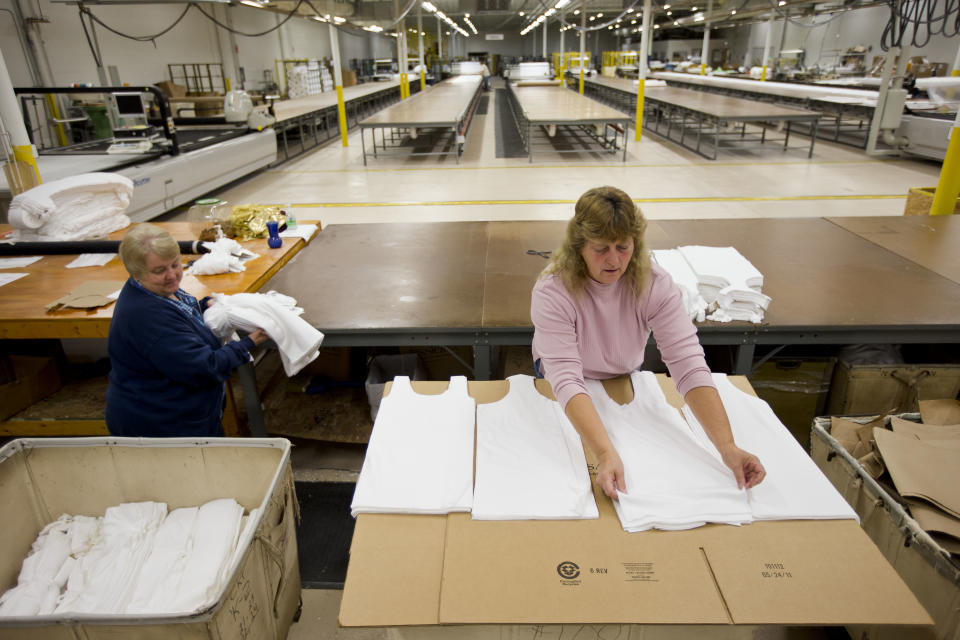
[652,249,708,322]
[185,238,259,276]
[675,245,770,324]
[7,173,133,241]
[588,372,752,532]
[681,374,858,522]
[351,376,476,517]
[203,290,323,376]
[1,499,253,618]
[474,375,598,520]
[186,252,245,276]
[55,502,168,614]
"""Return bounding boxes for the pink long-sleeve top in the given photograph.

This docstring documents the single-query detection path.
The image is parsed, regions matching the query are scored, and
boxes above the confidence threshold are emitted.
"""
[531,261,715,410]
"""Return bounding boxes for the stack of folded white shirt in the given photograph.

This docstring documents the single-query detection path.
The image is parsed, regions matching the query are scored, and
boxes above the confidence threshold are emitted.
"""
[681,374,858,522]
[676,245,771,323]
[7,173,133,241]
[0,498,253,617]
[351,376,475,517]
[651,249,708,322]
[587,372,753,532]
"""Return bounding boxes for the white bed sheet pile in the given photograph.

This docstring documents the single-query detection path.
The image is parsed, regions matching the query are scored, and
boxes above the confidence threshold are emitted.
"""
[0,498,253,617]
[7,173,133,241]
[474,375,598,520]
[675,245,771,323]
[588,371,753,532]
[681,374,858,522]
[351,376,476,517]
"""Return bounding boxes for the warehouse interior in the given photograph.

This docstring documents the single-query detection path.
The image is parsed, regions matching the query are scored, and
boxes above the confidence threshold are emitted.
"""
[0,0,959,636]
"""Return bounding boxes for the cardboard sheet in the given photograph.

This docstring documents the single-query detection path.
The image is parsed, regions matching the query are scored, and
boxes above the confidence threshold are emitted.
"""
[919,399,960,425]
[341,377,934,629]
[874,428,960,518]
[905,498,960,546]
[890,416,960,440]
[45,281,124,311]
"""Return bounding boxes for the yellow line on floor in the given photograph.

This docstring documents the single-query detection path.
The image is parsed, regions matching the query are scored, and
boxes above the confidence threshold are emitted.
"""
[284,194,905,208]
[268,159,913,174]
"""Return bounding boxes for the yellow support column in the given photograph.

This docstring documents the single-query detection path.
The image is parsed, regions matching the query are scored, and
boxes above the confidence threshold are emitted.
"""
[930,111,960,215]
[578,10,586,95]
[45,94,68,147]
[635,78,645,142]
[1,47,41,192]
[329,24,349,146]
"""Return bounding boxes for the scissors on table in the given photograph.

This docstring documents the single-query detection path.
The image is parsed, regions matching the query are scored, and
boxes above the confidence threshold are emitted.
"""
[526,249,552,259]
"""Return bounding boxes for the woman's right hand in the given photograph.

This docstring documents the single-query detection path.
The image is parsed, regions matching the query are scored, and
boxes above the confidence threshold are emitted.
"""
[248,328,270,346]
[596,449,626,500]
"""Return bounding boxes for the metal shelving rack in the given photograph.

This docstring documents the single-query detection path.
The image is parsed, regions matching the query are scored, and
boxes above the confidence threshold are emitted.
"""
[167,63,225,94]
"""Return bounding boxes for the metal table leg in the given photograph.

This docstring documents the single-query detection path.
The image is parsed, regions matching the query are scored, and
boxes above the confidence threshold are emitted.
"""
[236,361,267,437]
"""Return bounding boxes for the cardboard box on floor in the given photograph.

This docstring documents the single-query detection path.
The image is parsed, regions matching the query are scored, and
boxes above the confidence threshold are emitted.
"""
[0,438,301,640]
[340,375,932,634]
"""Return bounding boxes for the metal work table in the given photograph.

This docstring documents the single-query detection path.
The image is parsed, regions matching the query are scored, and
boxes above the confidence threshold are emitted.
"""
[271,80,414,163]
[650,72,880,149]
[0,221,317,437]
[358,76,483,165]
[506,81,631,162]
[262,219,960,380]
[577,76,820,160]
[826,215,960,285]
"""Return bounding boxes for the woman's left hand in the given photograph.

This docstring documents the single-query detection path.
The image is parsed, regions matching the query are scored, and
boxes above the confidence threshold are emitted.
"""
[718,444,766,489]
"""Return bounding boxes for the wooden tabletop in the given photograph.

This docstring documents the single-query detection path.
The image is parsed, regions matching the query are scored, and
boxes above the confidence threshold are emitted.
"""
[657,218,960,328]
[644,86,820,121]
[272,81,402,122]
[826,215,960,285]
[359,76,482,127]
[482,220,674,327]
[0,222,315,339]
[264,222,488,331]
[513,84,631,123]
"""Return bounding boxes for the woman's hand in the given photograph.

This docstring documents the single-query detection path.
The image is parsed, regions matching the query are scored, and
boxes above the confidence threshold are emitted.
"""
[596,449,627,500]
[718,444,766,489]
[248,328,270,346]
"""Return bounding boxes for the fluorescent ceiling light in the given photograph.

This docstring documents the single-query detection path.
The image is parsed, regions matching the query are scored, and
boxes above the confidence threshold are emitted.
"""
[421,1,437,12]
[240,0,264,7]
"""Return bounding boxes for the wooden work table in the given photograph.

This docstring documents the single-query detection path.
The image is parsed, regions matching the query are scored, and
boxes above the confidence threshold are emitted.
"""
[0,221,318,437]
[0,222,314,340]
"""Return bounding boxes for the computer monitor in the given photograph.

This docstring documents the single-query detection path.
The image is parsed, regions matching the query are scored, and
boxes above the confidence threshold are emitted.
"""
[112,92,146,119]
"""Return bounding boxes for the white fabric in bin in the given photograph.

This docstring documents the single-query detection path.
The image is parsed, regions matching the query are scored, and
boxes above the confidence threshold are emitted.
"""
[351,376,476,517]
[473,375,598,520]
[681,374,858,522]
[588,371,752,532]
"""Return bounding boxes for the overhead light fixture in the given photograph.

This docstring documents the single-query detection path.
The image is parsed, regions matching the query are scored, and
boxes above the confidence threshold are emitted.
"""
[464,12,469,17]
[778,1,785,5]
[364,24,383,31]
[240,0,264,7]
[556,0,570,7]
[519,10,525,15]
[596,12,603,17]
[333,16,345,23]
[463,14,478,34]
[666,10,672,15]
[627,7,633,12]
[589,15,595,20]
[730,9,736,14]
[631,18,636,23]
[421,30,425,34]
[691,6,697,10]
[654,23,660,27]
[421,1,437,12]
[573,8,580,14]
[673,20,678,24]
[663,3,670,8]
[545,8,556,16]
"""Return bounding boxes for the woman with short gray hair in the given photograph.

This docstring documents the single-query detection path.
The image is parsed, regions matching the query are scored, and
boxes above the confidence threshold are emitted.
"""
[106,223,269,437]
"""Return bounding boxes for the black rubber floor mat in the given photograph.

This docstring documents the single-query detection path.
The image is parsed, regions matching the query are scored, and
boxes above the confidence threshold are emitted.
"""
[494,89,528,158]
[294,481,356,589]
[475,94,489,115]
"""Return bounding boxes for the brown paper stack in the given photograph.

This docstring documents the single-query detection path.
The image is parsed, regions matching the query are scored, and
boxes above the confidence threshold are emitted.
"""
[869,399,960,556]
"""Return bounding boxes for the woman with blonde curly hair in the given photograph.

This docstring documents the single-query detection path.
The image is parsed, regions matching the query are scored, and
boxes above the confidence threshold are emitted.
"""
[531,186,765,500]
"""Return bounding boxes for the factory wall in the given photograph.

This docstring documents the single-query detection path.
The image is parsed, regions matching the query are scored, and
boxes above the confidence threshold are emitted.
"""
[723,5,959,70]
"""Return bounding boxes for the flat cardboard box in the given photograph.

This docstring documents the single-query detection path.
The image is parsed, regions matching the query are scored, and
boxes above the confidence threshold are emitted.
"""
[812,416,960,640]
[341,376,932,630]
[0,437,300,639]
[0,355,61,421]
[827,362,960,415]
